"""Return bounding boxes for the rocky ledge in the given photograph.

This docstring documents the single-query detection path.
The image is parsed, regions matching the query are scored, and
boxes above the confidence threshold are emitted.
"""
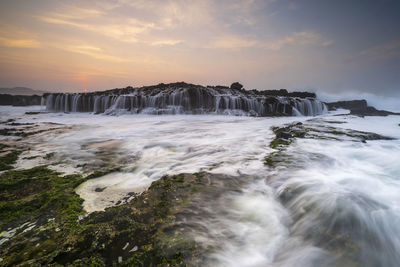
[43,82,326,116]
[326,100,400,116]
[0,94,42,106]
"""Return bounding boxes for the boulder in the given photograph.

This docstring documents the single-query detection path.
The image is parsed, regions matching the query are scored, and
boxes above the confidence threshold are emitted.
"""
[230,82,243,90]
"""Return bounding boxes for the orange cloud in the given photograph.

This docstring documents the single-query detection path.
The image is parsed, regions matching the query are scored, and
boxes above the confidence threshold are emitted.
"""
[38,15,156,43]
[151,39,183,46]
[63,45,130,62]
[0,37,40,48]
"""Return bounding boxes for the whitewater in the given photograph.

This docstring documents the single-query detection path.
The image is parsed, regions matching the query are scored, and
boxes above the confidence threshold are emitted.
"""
[0,106,399,266]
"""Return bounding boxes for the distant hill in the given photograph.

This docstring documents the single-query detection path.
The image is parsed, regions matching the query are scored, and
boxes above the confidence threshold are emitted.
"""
[0,87,47,95]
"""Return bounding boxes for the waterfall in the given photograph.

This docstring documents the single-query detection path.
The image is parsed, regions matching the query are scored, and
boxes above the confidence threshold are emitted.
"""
[44,85,327,117]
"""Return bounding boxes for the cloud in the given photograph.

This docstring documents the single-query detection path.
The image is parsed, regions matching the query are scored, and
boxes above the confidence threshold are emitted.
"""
[115,0,214,28]
[0,37,41,48]
[49,7,105,19]
[211,31,332,50]
[38,14,157,43]
[212,35,259,49]
[360,40,400,61]
[39,0,318,52]
[151,39,182,46]
[267,31,330,48]
[64,45,130,62]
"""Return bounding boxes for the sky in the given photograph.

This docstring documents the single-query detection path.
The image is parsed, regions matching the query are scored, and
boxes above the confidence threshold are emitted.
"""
[0,0,399,97]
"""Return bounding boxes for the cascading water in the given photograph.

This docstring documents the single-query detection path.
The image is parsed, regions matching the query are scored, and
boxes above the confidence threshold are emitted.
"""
[43,84,327,116]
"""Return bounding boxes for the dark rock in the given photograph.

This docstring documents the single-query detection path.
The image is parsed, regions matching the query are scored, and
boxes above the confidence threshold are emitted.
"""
[326,100,368,111]
[279,89,289,95]
[0,94,42,106]
[276,131,292,139]
[251,89,316,98]
[326,100,400,116]
[351,106,400,116]
[230,82,243,90]
[95,187,107,192]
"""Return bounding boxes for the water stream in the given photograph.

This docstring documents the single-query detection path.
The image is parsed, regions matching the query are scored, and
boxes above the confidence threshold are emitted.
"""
[1,106,399,266]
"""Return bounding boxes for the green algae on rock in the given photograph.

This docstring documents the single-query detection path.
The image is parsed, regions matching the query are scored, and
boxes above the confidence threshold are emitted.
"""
[0,145,21,171]
[0,166,86,229]
[0,169,213,266]
[269,138,292,149]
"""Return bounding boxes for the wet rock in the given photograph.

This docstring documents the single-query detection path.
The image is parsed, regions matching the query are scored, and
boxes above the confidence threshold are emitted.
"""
[0,150,21,171]
[323,120,347,124]
[43,152,55,160]
[276,131,292,139]
[326,100,368,111]
[250,89,316,98]
[266,121,395,169]
[272,124,306,139]
[326,100,400,116]
[270,138,292,149]
[43,82,324,117]
[0,94,42,106]
[1,170,239,266]
[95,187,107,192]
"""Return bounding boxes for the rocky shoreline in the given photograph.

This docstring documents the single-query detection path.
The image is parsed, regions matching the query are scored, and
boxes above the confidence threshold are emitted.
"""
[1,104,399,266]
[1,116,395,266]
[0,115,252,266]
[2,83,397,117]
[0,130,250,266]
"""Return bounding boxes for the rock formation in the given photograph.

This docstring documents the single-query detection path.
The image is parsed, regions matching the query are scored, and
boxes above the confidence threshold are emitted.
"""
[43,82,327,116]
[326,100,400,116]
[0,94,42,106]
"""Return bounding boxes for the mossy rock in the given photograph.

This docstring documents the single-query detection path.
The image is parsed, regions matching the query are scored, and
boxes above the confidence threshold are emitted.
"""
[0,166,86,229]
[0,144,9,151]
[0,171,211,266]
[0,150,21,171]
[269,138,292,149]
